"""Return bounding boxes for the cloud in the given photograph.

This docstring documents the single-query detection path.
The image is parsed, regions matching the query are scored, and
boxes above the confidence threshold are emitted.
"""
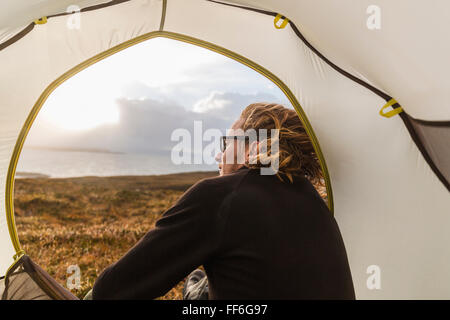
[196,90,291,122]
[26,89,292,156]
[192,91,232,113]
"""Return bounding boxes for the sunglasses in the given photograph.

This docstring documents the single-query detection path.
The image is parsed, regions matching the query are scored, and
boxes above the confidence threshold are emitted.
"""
[220,135,250,153]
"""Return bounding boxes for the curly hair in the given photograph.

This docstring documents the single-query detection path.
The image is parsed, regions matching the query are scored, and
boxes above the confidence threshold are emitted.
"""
[239,102,323,185]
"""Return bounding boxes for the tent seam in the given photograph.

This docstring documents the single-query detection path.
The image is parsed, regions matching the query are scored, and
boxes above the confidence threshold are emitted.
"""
[159,0,167,31]
[0,23,34,52]
[0,0,133,52]
[206,0,391,101]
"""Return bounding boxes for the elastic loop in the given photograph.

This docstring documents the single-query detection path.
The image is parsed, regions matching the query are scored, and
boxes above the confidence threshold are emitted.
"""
[13,250,25,261]
[379,98,403,118]
[274,14,289,29]
[34,16,47,25]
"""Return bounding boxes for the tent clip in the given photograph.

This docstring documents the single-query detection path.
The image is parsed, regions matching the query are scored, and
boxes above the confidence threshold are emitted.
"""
[274,14,289,29]
[379,98,403,118]
[34,16,48,25]
[13,250,25,261]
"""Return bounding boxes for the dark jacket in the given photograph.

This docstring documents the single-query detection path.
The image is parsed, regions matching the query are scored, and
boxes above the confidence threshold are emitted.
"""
[92,167,355,299]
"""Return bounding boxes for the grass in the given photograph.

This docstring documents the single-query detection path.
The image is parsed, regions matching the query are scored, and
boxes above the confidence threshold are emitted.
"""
[13,171,326,299]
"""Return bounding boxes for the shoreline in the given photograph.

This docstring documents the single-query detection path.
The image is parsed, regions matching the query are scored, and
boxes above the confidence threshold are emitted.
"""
[15,170,219,180]
[25,145,125,154]
[15,171,51,179]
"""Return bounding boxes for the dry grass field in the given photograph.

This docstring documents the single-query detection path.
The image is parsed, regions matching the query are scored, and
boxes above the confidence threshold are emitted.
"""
[14,171,217,299]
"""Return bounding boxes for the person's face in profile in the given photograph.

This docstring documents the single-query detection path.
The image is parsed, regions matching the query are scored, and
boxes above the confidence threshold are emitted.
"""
[216,119,248,176]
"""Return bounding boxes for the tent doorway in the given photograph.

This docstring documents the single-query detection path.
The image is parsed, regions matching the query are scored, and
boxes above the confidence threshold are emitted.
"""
[5,35,329,299]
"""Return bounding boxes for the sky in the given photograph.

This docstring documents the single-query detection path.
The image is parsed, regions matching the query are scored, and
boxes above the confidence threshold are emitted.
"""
[25,37,293,155]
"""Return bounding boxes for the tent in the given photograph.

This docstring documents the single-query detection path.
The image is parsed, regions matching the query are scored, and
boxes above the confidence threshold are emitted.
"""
[0,0,449,299]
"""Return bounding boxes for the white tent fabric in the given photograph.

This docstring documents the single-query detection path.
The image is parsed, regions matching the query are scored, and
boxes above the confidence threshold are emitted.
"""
[0,1,106,42]
[0,0,449,299]
[228,0,450,121]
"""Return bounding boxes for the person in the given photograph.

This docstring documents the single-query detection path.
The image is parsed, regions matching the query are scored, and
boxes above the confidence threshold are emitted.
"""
[91,102,355,300]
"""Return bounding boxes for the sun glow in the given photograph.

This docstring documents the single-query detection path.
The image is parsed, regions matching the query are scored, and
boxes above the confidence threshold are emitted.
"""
[38,37,286,132]
[39,38,226,131]
[41,80,120,131]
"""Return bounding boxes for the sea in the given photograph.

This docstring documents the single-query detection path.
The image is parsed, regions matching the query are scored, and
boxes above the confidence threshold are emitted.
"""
[16,148,218,179]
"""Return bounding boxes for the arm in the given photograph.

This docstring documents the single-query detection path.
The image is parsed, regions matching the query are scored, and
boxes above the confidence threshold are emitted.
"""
[92,179,228,299]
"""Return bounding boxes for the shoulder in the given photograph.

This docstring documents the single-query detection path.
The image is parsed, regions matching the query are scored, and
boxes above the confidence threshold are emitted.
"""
[181,168,252,203]
[158,169,252,225]
[200,168,252,189]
